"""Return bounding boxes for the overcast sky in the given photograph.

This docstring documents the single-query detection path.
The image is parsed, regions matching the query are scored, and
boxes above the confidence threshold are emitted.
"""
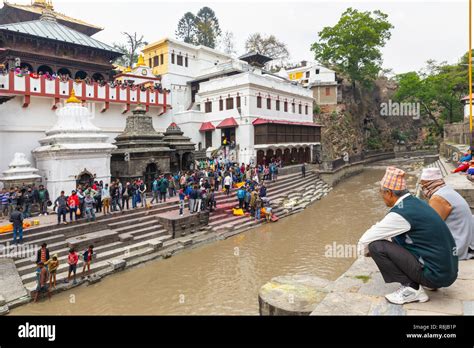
[40,0,471,74]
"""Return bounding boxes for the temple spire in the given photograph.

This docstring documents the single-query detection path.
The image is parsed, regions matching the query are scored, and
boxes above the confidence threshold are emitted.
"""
[136,54,145,67]
[66,89,81,104]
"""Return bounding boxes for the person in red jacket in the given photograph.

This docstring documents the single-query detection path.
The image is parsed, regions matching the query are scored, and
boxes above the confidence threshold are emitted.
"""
[67,190,79,221]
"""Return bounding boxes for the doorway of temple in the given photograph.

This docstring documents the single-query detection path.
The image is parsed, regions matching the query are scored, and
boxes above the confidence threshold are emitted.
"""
[76,171,93,188]
[144,163,159,192]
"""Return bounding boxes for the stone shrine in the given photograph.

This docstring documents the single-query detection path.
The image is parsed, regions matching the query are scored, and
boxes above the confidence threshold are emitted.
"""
[0,153,41,189]
[163,122,195,173]
[111,105,172,188]
[32,90,116,200]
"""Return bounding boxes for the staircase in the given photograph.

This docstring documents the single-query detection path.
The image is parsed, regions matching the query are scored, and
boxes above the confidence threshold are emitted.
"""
[0,169,330,294]
[207,170,330,234]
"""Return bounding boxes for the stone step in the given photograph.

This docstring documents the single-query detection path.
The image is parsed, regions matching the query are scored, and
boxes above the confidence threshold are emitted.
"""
[3,233,66,259]
[0,199,178,243]
[20,239,142,284]
[132,229,170,243]
[110,217,158,234]
[16,240,125,277]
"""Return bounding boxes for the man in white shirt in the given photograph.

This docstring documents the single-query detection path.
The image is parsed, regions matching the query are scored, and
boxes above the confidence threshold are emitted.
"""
[358,167,458,305]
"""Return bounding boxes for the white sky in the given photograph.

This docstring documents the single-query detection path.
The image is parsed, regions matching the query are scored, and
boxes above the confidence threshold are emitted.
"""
[25,0,472,74]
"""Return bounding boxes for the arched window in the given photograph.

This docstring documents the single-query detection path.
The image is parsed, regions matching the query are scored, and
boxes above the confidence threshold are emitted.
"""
[92,73,104,82]
[57,68,72,77]
[20,62,33,72]
[75,71,88,80]
[37,65,53,75]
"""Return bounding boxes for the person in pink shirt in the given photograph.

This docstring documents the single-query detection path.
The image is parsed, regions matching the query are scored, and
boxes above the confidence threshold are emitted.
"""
[66,248,79,284]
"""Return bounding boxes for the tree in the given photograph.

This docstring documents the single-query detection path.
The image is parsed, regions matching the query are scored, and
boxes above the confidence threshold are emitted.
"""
[219,31,237,56]
[394,57,469,135]
[175,12,197,44]
[245,33,290,66]
[113,32,148,67]
[311,8,393,88]
[195,7,221,48]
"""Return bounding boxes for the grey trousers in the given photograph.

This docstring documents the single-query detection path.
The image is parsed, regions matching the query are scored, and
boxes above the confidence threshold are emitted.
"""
[369,240,438,288]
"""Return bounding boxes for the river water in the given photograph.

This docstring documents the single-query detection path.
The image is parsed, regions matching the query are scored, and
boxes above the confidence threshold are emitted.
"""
[11,162,420,315]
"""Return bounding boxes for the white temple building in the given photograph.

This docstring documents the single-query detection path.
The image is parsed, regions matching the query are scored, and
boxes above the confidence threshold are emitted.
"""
[32,90,116,199]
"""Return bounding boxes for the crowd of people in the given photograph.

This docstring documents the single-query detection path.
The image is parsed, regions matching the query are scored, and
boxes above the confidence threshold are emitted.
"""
[0,158,286,239]
[452,146,474,183]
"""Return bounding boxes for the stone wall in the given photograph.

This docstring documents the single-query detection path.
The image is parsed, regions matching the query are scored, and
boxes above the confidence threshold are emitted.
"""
[157,211,209,238]
[319,163,364,186]
[444,121,470,145]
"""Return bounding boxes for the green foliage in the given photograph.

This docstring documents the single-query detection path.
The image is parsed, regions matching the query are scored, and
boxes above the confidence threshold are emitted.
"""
[394,55,470,135]
[311,8,393,88]
[175,7,221,48]
[175,12,197,44]
[313,104,321,115]
[195,7,222,48]
[391,129,407,142]
[367,127,383,149]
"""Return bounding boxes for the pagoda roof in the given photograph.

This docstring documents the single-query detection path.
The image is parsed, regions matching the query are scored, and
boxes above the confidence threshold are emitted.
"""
[239,51,273,67]
[0,16,121,55]
[0,1,103,36]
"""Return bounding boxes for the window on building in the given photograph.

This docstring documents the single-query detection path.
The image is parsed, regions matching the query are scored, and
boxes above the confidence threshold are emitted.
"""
[257,96,262,108]
[292,102,295,113]
[306,71,310,78]
[154,56,160,67]
[205,131,213,148]
[149,58,152,67]
[226,97,234,110]
[284,101,288,112]
[305,105,308,115]
[205,101,212,113]
[171,53,175,64]
[267,97,271,110]
[325,87,331,96]
[160,54,164,65]
[219,99,224,111]
[185,56,188,67]
[276,100,280,111]
[177,55,183,66]
[298,104,302,114]
[315,69,320,74]
[236,96,241,108]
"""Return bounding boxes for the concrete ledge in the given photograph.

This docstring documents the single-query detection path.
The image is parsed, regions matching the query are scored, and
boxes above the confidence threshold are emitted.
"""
[258,275,332,315]
[108,259,126,271]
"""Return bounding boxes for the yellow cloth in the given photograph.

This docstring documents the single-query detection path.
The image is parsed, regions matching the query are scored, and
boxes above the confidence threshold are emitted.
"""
[0,221,32,234]
[232,208,244,216]
[235,182,245,188]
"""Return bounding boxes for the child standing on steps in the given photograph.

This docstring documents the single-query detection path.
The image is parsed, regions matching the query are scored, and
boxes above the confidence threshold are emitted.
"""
[46,254,59,289]
[66,248,78,284]
[82,245,94,278]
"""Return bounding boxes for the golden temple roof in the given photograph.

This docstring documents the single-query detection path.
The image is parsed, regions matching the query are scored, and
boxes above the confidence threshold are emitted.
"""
[136,54,145,67]
[66,89,81,104]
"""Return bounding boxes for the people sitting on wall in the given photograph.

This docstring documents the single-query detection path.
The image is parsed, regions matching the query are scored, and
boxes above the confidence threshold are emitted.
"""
[452,147,474,173]
[358,166,458,305]
[466,159,474,182]
[420,168,474,260]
